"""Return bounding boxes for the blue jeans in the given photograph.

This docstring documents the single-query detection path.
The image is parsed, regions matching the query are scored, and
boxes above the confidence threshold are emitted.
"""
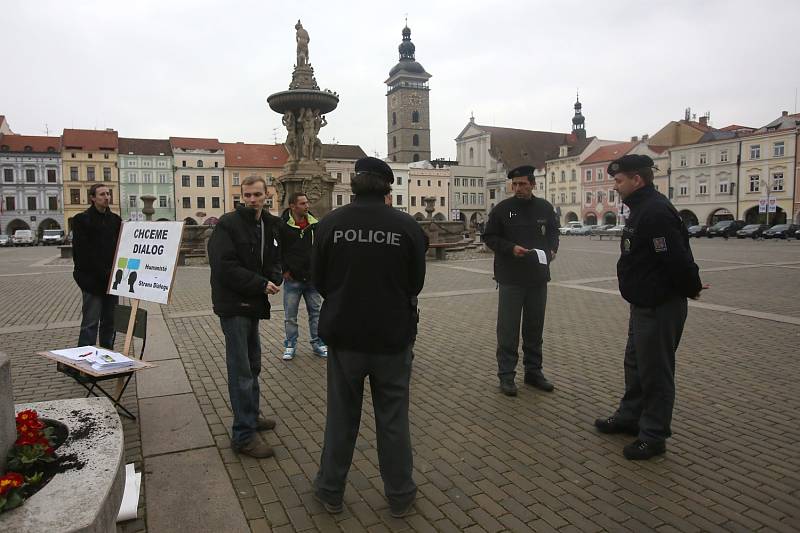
[219,316,262,447]
[78,291,118,348]
[283,279,323,347]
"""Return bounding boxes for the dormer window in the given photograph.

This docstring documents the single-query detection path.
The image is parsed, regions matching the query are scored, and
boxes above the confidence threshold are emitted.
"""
[24,146,33,151]
[559,146,568,157]
[197,160,204,167]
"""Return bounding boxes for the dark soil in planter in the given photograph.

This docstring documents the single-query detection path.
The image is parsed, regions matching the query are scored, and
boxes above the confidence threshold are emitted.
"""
[16,418,87,501]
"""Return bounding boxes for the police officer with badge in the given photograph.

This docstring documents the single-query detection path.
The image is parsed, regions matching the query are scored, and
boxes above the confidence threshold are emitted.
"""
[312,157,427,518]
[595,154,708,460]
[483,165,559,397]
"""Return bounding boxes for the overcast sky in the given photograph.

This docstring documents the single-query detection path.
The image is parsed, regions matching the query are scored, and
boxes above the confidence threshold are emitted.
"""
[3,0,799,159]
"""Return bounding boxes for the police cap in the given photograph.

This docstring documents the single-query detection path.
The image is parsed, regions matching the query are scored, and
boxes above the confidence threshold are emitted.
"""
[607,154,655,176]
[507,165,536,179]
[355,156,394,184]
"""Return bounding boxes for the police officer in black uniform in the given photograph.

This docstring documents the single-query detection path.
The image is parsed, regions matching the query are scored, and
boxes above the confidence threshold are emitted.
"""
[595,154,707,460]
[483,165,559,396]
[312,157,427,518]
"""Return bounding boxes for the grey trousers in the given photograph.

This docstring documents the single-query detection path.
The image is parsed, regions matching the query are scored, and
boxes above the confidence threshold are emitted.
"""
[496,283,548,380]
[314,345,416,507]
[615,297,687,443]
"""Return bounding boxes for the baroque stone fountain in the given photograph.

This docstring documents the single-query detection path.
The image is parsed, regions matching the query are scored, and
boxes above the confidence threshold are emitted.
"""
[267,20,340,216]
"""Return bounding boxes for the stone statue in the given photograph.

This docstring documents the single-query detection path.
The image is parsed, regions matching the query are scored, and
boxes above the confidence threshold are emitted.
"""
[282,111,298,161]
[301,108,316,161]
[295,20,310,66]
[312,111,326,161]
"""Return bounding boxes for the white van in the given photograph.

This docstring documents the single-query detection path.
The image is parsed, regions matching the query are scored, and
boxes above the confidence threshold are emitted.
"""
[12,229,35,246]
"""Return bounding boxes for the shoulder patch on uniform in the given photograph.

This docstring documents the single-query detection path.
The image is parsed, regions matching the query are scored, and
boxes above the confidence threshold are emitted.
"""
[653,237,667,252]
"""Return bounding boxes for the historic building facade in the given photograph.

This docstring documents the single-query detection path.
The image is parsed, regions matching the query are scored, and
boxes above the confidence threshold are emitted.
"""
[222,143,285,215]
[170,137,226,224]
[61,129,119,229]
[0,134,63,237]
[386,25,431,163]
[408,162,451,220]
[118,138,174,221]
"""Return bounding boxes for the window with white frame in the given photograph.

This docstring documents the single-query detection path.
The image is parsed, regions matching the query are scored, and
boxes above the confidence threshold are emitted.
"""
[129,172,137,183]
[143,172,152,183]
[719,182,729,194]
[698,183,708,195]
[699,152,707,165]
[774,142,784,157]
[597,191,604,204]
[679,155,687,167]
[679,184,688,196]
[143,160,151,167]
[585,191,592,204]
[749,175,759,192]
[159,196,167,207]
[159,174,168,183]
[608,190,615,203]
[597,168,603,180]
[750,145,760,159]
[454,178,460,186]
[560,170,565,182]
[772,173,784,191]
[478,193,484,205]
[560,192,566,203]
[454,192,460,204]
[470,193,477,204]
[3,168,13,182]
[720,149,728,163]
[571,191,576,203]
[550,172,555,183]
[129,195,137,207]
[551,194,556,204]
[586,169,592,181]
[570,169,576,181]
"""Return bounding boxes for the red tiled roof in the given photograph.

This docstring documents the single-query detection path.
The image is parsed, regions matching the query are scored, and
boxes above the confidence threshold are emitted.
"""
[580,141,638,165]
[0,134,61,153]
[719,124,754,132]
[222,143,288,168]
[321,144,368,160]
[62,129,119,151]
[684,120,714,132]
[169,137,223,151]
[119,138,172,156]
[476,124,570,170]
[647,145,670,154]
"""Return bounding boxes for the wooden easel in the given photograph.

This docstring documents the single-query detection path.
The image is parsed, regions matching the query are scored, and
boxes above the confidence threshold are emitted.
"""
[113,298,141,399]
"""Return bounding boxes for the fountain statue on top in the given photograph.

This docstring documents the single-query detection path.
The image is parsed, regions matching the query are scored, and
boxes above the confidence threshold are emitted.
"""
[267,20,340,217]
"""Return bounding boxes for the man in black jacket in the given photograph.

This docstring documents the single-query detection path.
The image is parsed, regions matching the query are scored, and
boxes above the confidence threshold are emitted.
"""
[279,192,326,360]
[72,184,122,348]
[483,165,559,397]
[312,157,426,518]
[208,176,283,459]
[595,155,707,460]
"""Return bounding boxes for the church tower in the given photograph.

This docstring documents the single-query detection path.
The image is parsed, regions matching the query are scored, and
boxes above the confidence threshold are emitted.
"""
[572,93,586,140]
[386,24,431,163]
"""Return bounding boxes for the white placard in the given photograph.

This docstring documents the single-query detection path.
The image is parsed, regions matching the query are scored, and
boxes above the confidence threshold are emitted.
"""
[108,221,184,304]
[758,198,767,213]
[768,197,777,213]
[534,248,548,265]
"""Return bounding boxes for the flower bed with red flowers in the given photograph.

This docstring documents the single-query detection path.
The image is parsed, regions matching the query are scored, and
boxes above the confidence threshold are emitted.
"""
[0,409,60,514]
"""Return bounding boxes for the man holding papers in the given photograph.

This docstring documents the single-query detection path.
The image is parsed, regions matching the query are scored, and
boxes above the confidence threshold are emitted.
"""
[483,165,559,397]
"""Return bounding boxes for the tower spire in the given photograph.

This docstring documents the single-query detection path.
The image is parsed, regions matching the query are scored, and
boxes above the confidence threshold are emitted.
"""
[572,91,586,139]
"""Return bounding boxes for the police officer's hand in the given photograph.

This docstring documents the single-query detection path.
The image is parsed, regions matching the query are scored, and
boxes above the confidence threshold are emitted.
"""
[512,245,529,257]
[690,283,711,300]
[265,281,281,296]
[550,250,557,262]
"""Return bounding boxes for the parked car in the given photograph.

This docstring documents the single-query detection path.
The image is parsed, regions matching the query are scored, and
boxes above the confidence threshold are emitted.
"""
[0,234,10,247]
[706,220,745,238]
[571,224,595,236]
[12,229,35,246]
[559,221,584,235]
[795,228,800,240]
[41,229,66,245]
[736,224,769,239]
[607,225,625,235]
[762,223,798,239]
[687,224,708,237]
[589,224,614,235]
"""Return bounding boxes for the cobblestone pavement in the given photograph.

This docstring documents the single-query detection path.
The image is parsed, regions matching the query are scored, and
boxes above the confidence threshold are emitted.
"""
[1,239,799,532]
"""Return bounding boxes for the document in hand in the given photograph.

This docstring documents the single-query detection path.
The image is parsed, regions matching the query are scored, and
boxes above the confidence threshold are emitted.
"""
[89,349,134,371]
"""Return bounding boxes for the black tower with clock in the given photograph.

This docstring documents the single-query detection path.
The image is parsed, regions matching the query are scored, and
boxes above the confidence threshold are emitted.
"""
[385,24,431,163]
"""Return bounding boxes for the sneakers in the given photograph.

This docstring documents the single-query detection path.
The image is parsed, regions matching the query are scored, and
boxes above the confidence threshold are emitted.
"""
[232,435,274,459]
[594,416,639,436]
[499,379,518,396]
[524,373,554,392]
[282,343,296,360]
[313,491,343,514]
[390,499,416,518]
[256,417,276,431]
[623,439,666,460]
[312,343,328,358]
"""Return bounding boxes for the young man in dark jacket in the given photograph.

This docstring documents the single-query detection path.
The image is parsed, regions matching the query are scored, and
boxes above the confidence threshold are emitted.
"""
[208,176,283,458]
[279,192,327,360]
[72,184,122,348]
[483,165,559,397]
[311,157,427,518]
[595,155,707,460]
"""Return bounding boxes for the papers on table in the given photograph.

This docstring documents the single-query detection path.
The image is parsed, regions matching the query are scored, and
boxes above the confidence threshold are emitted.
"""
[117,463,142,522]
[50,346,134,371]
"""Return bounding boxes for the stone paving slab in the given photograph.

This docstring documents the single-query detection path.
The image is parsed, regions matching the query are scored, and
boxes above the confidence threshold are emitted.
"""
[139,393,214,457]
[136,358,192,399]
[145,446,249,533]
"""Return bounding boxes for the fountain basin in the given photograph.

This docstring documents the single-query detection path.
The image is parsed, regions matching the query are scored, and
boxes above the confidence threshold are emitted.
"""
[267,89,339,114]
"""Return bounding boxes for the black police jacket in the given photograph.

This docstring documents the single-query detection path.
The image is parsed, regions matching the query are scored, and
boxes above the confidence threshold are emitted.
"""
[483,195,559,286]
[279,208,318,283]
[312,196,427,354]
[72,204,122,295]
[207,206,282,319]
[618,185,702,307]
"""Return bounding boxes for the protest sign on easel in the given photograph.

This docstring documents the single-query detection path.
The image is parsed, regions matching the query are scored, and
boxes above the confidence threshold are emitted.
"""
[108,221,184,360]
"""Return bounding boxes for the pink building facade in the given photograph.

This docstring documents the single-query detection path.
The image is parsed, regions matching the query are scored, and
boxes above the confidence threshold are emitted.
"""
[579,142,635,224]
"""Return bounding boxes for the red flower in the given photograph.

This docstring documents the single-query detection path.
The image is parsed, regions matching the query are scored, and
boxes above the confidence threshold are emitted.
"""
[0,472,24,496]
[15,410,39,424]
